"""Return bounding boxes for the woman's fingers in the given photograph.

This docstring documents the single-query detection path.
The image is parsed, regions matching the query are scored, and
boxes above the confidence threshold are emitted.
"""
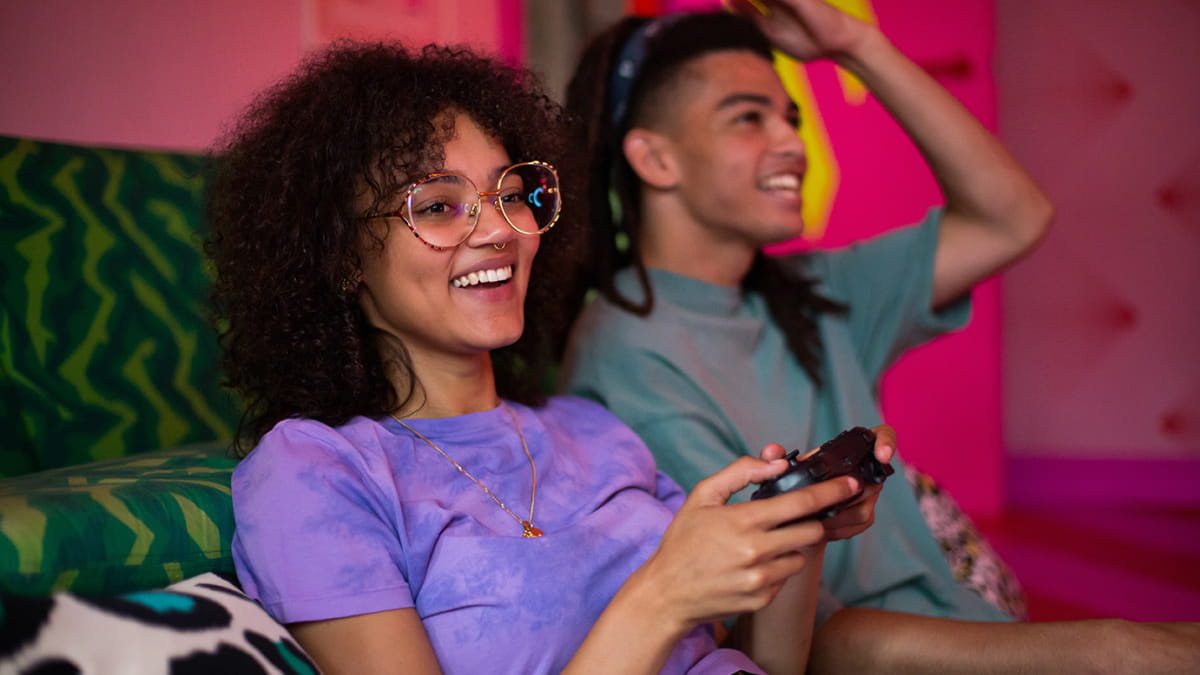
[653,454,866,625]
[690,455,790,507]
[744,474,861,530]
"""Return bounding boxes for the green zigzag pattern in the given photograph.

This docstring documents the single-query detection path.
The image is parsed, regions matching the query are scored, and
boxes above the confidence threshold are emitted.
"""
[0,443,237,595]
[0,136,239,477]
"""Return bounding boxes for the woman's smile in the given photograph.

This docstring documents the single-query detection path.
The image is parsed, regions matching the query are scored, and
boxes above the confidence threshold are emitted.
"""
[452,263,515,288]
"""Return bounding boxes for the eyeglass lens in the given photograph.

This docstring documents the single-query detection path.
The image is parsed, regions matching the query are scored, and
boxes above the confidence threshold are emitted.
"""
[406,163,559,248]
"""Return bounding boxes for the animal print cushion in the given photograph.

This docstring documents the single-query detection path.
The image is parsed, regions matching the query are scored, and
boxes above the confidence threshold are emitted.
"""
[0,572,319,674]
[906,467,1028,620]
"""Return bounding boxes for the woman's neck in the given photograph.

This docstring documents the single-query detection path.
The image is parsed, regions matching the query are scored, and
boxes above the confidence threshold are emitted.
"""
[390,351,500,419]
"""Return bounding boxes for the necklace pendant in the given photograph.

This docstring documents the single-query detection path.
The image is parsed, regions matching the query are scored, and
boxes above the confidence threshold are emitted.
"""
[521,521,544,538]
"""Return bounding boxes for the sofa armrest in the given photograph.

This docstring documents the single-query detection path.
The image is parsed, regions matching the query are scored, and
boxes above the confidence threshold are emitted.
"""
[0,442,237,595]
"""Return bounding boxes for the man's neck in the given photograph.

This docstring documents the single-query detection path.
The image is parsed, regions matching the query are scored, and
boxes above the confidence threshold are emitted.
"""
[638,196,756,288]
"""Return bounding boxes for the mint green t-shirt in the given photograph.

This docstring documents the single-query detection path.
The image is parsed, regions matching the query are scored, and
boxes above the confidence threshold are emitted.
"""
[561,212,1011,623]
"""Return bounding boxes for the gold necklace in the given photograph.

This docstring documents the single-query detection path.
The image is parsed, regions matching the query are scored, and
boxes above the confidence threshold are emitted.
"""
[390,402,543,538]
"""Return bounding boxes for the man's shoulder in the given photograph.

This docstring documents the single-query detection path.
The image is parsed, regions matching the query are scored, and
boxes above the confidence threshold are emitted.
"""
[568,292,690,355]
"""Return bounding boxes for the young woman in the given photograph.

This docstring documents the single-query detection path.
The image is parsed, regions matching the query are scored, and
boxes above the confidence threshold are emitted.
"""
[205,40,878,675]
[560,1,1200,672]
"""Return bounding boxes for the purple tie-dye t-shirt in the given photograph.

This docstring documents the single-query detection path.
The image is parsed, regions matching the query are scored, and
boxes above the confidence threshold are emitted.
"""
[232,396,761,674]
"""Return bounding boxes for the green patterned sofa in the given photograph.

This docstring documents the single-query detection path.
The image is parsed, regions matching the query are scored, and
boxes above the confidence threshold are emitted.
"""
[0,135,242,596]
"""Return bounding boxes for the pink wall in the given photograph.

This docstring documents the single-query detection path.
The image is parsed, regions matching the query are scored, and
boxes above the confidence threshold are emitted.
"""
[996,0,1200,507]
[0,0,520,152]
[998,0,1200,459]
[0,0,302,151]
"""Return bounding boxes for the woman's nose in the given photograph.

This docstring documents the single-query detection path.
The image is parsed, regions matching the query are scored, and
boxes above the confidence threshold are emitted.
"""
[467,194,516,248]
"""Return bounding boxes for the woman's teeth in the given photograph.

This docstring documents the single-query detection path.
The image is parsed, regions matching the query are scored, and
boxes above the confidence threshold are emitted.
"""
[452,265,514,288]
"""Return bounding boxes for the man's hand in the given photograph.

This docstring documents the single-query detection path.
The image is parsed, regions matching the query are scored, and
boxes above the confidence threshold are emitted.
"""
[726,0,873,63]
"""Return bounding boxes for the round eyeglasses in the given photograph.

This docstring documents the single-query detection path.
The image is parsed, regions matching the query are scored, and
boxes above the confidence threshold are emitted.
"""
[363,161,561,250]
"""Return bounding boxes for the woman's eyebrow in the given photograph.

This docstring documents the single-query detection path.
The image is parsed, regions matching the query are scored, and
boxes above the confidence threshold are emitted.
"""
[436,164,512,183]
[490,164,511,182]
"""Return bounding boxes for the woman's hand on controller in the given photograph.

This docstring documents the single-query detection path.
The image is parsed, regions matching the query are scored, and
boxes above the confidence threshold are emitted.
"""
[632,452,860,634]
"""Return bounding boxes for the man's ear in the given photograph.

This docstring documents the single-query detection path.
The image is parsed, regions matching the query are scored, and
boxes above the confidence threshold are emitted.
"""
[622,128,680,190]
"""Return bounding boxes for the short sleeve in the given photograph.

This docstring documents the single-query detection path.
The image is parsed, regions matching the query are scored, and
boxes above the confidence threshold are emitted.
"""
[232,419,414,624]
[797,210,972,379]
[654,469,688,513]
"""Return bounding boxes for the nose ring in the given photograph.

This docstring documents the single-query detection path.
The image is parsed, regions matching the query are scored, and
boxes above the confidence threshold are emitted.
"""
[493,242,507,250]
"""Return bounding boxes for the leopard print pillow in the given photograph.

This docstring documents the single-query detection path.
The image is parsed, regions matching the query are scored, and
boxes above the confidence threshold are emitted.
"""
[0,572,318,674]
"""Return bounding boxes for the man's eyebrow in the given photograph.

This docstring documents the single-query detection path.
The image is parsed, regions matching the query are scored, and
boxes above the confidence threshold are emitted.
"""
[715,93,800,119]
[715,92,774,110]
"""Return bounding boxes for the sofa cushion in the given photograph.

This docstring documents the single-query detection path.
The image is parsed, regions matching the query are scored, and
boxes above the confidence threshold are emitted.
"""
[0,571,319,674]
[0,135,239,477]
[0,442,237,595]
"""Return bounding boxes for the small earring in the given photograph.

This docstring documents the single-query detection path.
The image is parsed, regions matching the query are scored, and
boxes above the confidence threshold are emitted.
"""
[340,278,356,292]
[493,242,507,250]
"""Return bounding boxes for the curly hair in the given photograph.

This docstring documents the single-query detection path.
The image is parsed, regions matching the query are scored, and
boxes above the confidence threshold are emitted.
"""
[206,41,579,453]
[564,12,844,386]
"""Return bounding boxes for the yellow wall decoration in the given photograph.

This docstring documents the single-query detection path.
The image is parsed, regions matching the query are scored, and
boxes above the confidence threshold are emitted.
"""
[772,0,877,240]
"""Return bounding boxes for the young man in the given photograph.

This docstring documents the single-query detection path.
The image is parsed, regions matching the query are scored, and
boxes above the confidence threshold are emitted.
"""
[562,0,1200,671]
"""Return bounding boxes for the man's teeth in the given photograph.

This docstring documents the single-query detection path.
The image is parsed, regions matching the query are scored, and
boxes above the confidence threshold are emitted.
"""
[452,265,514,288]
[760,174,801,191]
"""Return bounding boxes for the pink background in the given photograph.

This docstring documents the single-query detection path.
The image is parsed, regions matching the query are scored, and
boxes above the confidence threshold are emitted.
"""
[3,0,1196,518]
[0,0,519,152]
[995,0,1200,509]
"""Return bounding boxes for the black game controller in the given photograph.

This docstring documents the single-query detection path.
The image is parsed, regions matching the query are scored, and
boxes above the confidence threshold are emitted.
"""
[750,427,894,520]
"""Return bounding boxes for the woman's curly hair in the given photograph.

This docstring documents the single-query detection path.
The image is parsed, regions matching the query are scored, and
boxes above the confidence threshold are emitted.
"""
[205,40,579,454]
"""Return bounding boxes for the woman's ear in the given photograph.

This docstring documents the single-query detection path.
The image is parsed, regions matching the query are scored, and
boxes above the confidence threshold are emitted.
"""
[622,129,680,190]
[339,265,363,294]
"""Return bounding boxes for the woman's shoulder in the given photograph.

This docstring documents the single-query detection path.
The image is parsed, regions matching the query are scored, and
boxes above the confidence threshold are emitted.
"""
[539,395,624,427]
[536,397,648,448]
[236,415,388,478]
[254,414,380,449]
[529,397,660,493]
